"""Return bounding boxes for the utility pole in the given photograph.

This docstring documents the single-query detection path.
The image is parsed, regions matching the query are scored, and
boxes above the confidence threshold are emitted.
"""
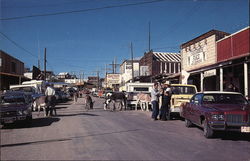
[44,48,46,81]
[130,42,134,82]
[105,64,108,88]
[148,21,151,52]
[109,57,119,74]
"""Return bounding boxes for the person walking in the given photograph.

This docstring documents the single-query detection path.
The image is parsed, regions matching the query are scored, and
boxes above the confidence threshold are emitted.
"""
[73,91,78,104]
[151,82,161,120]
[45,83,56,116]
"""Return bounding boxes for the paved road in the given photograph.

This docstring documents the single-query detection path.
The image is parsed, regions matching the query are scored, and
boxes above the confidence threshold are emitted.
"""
[1,96,250,160]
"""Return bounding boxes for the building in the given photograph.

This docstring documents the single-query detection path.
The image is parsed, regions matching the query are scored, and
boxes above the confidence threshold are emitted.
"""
[139,51,181,82]
[180,29,230,91]
[120,59,140,85]
[216,26,249,96]
[88,76,99,88]
[0,50,28,90]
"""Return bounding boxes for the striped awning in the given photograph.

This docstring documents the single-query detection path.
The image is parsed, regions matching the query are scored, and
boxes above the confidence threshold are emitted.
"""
[153,52,181,62]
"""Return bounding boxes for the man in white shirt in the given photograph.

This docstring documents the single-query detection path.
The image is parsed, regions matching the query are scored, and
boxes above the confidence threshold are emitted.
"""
[45,84,56,116]
[151,82,161,120]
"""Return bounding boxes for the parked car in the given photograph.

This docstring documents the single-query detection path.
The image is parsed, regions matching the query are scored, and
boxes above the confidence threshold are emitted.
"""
[0,91,33,126]
[9,86,44,111]
[169,84,197,119]
[180,91,250,138]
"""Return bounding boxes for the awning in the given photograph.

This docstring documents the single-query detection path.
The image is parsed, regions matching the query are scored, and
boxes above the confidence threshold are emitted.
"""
[153,52,181,62]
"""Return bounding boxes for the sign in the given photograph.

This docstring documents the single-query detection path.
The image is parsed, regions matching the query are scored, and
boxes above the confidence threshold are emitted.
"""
[107,74,120,85]
[204,69,216,78]
[187,46,207,66]
[189,51,204,65]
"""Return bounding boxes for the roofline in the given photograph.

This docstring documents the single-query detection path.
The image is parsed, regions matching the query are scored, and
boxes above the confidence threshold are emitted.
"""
[216,26,250,43]
[152,52,180,54]
[181,29,230,49]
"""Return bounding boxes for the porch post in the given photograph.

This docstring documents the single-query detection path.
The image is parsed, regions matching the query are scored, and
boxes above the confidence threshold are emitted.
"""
[220,67,223,91]
[200,72,204,92]
[244,62,248,97]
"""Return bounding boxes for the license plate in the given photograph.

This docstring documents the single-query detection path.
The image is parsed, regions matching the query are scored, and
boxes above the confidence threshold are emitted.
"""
[4,118,15,123]
[241,126,250,133]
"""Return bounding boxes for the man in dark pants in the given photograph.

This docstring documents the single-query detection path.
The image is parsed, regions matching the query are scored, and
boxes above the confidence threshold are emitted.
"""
[45,84,56,116]
[151,82,161,120]
[160,83,171,121]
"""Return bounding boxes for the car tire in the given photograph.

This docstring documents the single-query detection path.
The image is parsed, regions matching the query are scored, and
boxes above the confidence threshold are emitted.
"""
[203,119,214,138]
[185,119,193,127]
[26,115,32,125]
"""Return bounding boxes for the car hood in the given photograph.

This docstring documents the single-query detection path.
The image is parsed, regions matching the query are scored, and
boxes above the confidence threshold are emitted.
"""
[0,104,29,112]
[204,104,250,112]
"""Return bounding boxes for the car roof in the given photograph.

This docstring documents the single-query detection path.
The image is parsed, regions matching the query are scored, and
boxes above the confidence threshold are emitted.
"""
[197,91,242,95]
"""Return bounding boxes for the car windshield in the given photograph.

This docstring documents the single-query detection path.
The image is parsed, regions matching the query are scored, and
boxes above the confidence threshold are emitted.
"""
[171,86,196,94]
[12,87,34,93]
[1,96,26,105]
[202,94,248,105]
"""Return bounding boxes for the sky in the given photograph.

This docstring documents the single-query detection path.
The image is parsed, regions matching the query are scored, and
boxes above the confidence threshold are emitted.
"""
[0,0,249,78]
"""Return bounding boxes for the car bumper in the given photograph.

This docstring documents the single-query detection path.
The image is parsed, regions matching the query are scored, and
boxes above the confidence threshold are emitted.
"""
[170,106,181,113]
[210,121,250,133]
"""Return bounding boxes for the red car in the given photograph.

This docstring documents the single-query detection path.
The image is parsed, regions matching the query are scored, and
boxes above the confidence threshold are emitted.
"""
[180,91,250,138]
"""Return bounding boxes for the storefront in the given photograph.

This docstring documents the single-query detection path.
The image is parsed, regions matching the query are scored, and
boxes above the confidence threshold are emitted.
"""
[216,27,250,96]
[180,30,229,92]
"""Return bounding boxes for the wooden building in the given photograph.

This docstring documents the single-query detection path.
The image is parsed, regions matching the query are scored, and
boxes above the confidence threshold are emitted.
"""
[139,51,181,82]
[0,50,27,90]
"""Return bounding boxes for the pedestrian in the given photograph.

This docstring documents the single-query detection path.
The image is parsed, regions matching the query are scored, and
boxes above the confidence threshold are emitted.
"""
[151,82,161,120]
[160,83,171,121]
[85,94,94,110]
[45,83,57,116]
[73,91,78,104]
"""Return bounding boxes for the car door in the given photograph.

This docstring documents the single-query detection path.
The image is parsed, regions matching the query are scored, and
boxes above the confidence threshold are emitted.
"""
[184,94,196,121]
[189,94,203,124]
[192,94,204,125]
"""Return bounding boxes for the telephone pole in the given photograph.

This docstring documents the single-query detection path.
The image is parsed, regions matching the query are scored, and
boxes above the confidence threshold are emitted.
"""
[148,21,151,52]
[44,48,46,81]
[109,57,119,74]
[130,42,134,82]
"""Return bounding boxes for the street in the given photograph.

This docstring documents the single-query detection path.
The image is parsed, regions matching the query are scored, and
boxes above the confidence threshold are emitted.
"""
[1,96,250,160]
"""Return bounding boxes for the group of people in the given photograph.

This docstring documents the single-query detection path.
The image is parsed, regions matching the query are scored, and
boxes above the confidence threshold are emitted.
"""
[151,82,172,121]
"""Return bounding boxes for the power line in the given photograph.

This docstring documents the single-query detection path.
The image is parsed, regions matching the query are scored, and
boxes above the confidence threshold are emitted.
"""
[0,31,38,58]
[1,0,167,21]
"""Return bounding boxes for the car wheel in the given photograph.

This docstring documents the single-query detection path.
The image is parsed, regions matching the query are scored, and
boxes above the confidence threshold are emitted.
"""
[26,115,32,124]
[166,111,172,120]
[185,119,193,127]
[203,119,214,138]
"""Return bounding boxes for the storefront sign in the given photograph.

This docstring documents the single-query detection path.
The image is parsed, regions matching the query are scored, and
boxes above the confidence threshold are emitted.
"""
[187,45,207,66]
[107,74,120,85]
[188,49,205,65]
[204,69,216,77]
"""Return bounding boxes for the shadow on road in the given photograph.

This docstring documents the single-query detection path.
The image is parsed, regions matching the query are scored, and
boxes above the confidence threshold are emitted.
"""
[56,112,99,117]
[0,128,140,148]
[1,117,60,129]
[194,126,250,141]
[216,132,250,141]
[54,106,68,109]
[0,137,71,148]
